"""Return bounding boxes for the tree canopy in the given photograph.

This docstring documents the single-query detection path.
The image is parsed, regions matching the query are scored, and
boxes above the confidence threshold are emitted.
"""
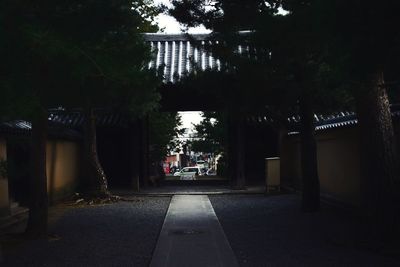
[189,112,225,155]
[0,0,164,237]
[1,0,163,117]
[169,0,400,238]
[149,112,184,163]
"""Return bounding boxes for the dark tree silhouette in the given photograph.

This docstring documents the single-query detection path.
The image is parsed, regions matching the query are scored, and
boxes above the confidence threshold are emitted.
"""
[1,0,162,237]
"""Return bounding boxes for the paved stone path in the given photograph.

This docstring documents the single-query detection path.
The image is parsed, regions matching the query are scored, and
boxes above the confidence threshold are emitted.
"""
[3,193,399,266]
[150,195,239,267]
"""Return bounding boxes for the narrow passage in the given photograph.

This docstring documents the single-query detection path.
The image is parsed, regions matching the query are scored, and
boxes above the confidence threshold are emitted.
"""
[150,195,239,267]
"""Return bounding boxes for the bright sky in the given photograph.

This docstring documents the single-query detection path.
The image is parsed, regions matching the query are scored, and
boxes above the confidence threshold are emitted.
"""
[179,111,204,135]
[152,1,206,132]
[153,0,211,34]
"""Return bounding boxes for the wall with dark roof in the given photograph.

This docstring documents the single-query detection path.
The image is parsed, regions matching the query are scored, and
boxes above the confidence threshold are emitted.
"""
[316,128,361,207]
[282,115,400,208]
[46,140,80,203]
[6,137,81,206]
[281,126,362,208]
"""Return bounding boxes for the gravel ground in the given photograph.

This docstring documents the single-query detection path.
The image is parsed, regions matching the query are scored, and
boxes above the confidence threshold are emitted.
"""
[210,194,400,267]
[114,185,264,195]
[115,186,234,194]
[3,197,171,267]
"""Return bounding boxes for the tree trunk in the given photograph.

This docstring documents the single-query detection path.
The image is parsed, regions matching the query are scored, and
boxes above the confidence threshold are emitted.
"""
[181,144,188,168]
[129,122,140,192]
[227,114,235,187]
[83,106,109,197]
[227,110,246,189]
[25,107,48,238]
[275,108,289,157]
[356,69,400,241]
[277,126,288,157]
[299,94,320,212]
[139,115,150,187]
[235,116,246,189]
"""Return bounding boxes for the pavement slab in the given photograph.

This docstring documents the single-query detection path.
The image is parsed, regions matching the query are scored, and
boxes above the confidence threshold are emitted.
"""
[150,195,239,267]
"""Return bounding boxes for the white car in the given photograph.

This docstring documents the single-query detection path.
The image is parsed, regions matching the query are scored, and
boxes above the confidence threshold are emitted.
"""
[196,160,206,168]
[174,166,205,177]
[206,168,217,176]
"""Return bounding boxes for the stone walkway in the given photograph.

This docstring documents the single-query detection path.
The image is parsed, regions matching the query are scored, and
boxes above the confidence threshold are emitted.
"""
[113,185,265,196]
[150,195,238,267]
[2,192,399,266]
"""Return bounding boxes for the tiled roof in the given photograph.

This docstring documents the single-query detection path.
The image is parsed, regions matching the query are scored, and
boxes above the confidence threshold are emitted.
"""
[143,33,256,83]
[0,120,81,140]
[0,120,31,135]
[0,110,130,139]
[314,114,357,131]
[248,104,400,133]
[48,110,130,129]
[144,33,221,83]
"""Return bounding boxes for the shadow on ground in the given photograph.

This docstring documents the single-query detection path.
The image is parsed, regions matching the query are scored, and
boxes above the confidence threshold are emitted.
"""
[1,197,170,267]
[210,194,400,267]
[2,193,399,267]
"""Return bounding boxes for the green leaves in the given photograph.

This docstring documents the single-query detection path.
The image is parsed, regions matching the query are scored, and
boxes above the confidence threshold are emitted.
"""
[190,112,225,154]
[1,0,163,119]
[169,0,359,116]
[149,112,183,162]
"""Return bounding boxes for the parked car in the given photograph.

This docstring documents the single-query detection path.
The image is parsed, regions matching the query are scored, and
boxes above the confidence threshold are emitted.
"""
[196,160,206,168]
[174,166,205,177]
[169,166,180,174]
[206,168,217,176]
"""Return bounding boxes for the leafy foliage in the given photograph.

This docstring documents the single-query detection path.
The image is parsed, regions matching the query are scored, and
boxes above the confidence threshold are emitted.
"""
[170,0,400,233]
[190,112,225,154]
[149,112,184,163]
[169,0,354,116]
[1,0,163,119]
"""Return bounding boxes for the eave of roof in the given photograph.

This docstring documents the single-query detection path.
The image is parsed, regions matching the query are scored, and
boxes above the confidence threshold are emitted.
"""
[249,104,400,134]
[0,120,82,140]
[143,33,212,42]
[48,110,130,129]
[142,32,258,83]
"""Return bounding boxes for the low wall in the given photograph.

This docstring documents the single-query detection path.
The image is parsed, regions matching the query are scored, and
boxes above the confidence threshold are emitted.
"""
[0,138,9,215]
[46,140,80,203]
[317,128,361,206]
[281,127,361,207]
